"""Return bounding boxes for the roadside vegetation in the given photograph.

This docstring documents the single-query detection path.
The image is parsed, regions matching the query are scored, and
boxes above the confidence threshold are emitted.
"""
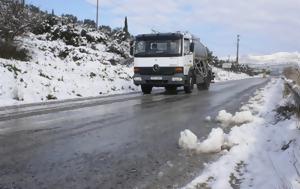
[0,0,131,61]
[283,67,300,121]
[283,67,300,86]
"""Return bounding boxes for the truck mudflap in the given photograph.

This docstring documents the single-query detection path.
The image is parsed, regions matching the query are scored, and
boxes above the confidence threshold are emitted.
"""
[133,74,187,87]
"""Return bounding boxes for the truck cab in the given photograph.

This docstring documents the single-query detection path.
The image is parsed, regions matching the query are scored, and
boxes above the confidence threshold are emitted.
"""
[131,32,214,94]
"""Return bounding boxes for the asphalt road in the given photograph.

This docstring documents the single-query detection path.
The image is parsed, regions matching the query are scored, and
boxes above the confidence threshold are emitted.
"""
[0,78,269,189]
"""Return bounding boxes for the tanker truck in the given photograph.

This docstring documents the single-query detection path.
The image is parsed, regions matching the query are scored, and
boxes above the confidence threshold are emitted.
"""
[131,32,214,94]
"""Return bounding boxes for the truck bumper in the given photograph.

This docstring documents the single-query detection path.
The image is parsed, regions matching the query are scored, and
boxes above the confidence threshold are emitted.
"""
[133,74,186,87]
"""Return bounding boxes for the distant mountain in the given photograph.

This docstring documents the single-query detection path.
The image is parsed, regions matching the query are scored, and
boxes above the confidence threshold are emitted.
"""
[240,52,300,65]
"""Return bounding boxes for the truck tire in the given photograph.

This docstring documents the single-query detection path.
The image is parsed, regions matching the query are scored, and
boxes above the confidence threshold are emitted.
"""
[197,78,210,90]
[141,85,153,94]
[184,75,194,93]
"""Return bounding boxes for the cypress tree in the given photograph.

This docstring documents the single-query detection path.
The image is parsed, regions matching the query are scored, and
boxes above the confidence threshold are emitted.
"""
[124,16,129,35]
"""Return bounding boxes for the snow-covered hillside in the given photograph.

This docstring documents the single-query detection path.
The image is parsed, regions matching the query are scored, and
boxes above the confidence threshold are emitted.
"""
[0,29,139,106]
[240,52,300,65]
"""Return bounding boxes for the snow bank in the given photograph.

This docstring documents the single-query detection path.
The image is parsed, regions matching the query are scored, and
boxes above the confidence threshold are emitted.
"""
[184,79,300,189]
[212,66,253,82]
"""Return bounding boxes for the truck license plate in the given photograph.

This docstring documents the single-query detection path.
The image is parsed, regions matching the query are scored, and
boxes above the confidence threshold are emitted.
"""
[150,76,163,80]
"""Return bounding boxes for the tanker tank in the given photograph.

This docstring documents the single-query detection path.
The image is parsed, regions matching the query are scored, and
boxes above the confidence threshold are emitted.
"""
[192,38,208,60]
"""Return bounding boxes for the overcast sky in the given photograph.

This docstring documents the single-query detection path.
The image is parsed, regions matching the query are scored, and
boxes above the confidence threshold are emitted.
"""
[28,0,300,57]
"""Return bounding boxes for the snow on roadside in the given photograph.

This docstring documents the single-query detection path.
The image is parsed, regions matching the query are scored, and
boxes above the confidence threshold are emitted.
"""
[179,128,225,154]
[212,66,254,82]
[216,110,255,127]
[181,78,300,189]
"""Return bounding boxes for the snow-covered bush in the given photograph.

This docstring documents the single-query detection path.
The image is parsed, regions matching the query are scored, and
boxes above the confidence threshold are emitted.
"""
[0,1,43,60]
[0,0,42,42]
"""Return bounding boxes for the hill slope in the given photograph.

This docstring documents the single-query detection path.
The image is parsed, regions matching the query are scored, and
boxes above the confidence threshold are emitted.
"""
[0,24,138,106]
[241,52,300,65]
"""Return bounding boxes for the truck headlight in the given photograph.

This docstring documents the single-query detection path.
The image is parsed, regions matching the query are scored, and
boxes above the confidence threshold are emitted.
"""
[134,77,142,81]
[172,77,183,82]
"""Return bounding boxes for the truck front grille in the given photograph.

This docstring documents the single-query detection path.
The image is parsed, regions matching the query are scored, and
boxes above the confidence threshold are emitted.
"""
[138,67,176,75]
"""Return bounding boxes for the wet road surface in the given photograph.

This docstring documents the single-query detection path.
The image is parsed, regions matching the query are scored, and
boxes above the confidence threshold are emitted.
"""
[0,78,269,189]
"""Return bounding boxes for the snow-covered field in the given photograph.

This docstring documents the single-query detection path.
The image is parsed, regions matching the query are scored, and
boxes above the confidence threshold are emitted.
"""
[180,78,300,189]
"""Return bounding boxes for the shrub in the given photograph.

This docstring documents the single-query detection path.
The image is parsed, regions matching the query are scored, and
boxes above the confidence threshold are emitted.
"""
[0,0,42,42]
[46,94,57,100]
[0,40,30,61]
[58,49,70,59]
[83,19,96,28]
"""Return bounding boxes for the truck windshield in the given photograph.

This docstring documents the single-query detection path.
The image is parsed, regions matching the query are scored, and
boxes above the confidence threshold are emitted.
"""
[135,39,182,57]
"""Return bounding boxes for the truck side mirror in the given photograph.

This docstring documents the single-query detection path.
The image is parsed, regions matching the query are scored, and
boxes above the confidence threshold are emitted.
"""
[190,43,195,53]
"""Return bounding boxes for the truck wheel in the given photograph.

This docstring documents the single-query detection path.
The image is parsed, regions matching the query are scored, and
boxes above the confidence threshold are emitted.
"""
[197,78,210,90]
[141,85,152,94]
[184,75,194,93]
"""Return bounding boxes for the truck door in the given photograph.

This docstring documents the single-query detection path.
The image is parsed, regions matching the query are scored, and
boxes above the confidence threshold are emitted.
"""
[183,39,193,75]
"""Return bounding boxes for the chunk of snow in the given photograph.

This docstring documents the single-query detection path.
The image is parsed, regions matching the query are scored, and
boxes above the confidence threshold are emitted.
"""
[178,129,198,150]
[231,111,255,124]
[179,128,226,154]
[216,110,233,127]
[205,116,212,122]
[216,110,255,126]
[197,128,225,153]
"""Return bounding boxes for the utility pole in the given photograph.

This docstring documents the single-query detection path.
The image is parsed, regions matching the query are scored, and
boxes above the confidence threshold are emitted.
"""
[236,34,240,65]
[18,0,25,7]
[96,0,99,29]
